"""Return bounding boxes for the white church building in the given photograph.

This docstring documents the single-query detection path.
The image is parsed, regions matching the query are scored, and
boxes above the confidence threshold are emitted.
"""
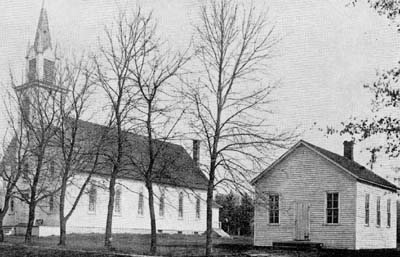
[1,5,220,237]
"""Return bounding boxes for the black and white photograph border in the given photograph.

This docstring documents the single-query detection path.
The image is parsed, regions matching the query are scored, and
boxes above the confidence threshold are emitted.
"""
[1,0,400,256]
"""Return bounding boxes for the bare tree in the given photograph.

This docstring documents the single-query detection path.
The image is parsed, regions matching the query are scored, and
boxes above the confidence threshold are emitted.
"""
[125,8,189,254]
[55,56,108,246]
[93,11,141,248]
[10,75,63,243]
[0,88,32,242]
[186,1,296,255]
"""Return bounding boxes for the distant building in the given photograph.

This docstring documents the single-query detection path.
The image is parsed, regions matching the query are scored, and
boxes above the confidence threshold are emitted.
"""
[1,5,220,237]
[252,140,398,249]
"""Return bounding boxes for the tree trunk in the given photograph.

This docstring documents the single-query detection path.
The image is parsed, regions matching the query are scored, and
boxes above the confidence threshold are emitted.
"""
[59,218,66,246]
[0,196,10,243]
[146,182,157,255]
[25,155,42,243]
[205,169,215,257]
[59,172,68,246]
[0,215,4,242]
[104,174,116,248]
[25,201,36,243]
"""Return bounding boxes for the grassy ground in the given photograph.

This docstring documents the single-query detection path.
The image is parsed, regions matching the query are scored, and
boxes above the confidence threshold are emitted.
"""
[1,233,253,256]
[0,243,131,257]
[1,234,400,257]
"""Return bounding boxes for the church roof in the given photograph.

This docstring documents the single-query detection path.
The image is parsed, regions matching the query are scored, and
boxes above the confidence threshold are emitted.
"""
[71,119,210,191]
[33,6,52,53]
[2,118,209,191]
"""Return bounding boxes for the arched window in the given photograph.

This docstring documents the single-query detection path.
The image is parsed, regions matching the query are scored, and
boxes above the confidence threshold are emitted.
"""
[49,195,54,212]
[178,192,184,218]
[88,186,97,213]
[138,191,144,215]
[10,198,15,213]
[114,188,121,214]
[49,161,55,177]
[196,196,201,219]
[159,192,165,217]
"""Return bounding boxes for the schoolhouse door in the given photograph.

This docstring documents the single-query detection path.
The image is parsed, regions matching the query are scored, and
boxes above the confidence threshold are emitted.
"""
[294,202,310,241]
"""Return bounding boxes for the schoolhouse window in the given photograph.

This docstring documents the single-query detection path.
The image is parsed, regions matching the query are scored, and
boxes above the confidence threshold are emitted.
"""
[178,192,184,218]
[326,192,339,224]
[88,186,97,213]
[365,194,370,225]
[387,198,391,227]
[196,196,201,219]
[49,195,54,212]
[376,196,381,226]
[269,194,279,224]
[138,192,144,215]
[159,192,165,217]
[114,188,121,214]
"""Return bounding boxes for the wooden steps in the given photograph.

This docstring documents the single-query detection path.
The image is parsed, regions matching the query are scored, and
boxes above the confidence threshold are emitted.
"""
[212,228,231,238]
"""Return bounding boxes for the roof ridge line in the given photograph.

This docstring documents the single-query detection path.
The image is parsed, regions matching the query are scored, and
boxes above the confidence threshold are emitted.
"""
[301,141,398,191]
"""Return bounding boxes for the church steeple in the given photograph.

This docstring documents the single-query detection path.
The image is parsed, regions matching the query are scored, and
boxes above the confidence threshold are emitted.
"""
[33,4,52,53]
[23,1,56,86]
[14,2,66,120]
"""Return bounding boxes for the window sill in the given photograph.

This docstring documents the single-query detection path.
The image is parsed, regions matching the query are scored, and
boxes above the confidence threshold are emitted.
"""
[364,224,369,227]
[178,217,183,220]
[268,223,280,226]
[87,211,96,215]
[114,212,122,216]
[323,223,340,226]
[387,226,391,228]
[376,225,381,228]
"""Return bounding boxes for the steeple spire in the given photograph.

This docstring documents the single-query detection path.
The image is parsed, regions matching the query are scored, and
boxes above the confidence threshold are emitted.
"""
[33,2,52,53]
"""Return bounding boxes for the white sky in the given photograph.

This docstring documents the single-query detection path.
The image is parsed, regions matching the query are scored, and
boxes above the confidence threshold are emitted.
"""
[1,0,400,179]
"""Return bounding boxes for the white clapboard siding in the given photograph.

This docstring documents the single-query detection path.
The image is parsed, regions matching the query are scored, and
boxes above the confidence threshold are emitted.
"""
[2,173,220,236]
[355,182,397,249]
[66,175,209,234]
[254,145,357,249]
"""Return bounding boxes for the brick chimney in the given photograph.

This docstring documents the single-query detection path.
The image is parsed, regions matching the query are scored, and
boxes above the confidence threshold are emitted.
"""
[343,141,354,161]
[193,140,200,167]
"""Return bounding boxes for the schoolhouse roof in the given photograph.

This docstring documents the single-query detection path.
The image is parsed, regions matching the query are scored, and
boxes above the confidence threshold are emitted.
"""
[251,140,398,192]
